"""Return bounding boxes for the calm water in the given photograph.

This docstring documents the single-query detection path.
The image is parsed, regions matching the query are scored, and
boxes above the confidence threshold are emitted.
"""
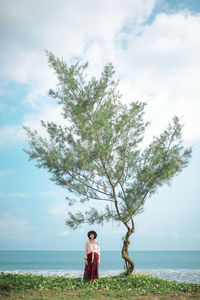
[0,250,199,283]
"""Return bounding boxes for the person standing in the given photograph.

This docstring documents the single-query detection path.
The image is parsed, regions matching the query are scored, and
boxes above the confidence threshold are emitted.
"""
[83,230,100,284]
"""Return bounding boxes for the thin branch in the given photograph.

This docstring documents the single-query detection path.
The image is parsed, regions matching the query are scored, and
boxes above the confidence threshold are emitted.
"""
[113,128,130,188]
[66,185,115,202]
[131,169,166,216]
[123,219,131,231]
[71,169,111,190]
[68,210,117,226]
[65,133,103,169]
[85,196,115,202]
[130,217,135,233]
[66,170,111,197]
[86,211,117,223]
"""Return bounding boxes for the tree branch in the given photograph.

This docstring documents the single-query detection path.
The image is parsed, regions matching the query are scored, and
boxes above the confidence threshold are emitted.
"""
[70,168,111,190]
[66,170,112,197]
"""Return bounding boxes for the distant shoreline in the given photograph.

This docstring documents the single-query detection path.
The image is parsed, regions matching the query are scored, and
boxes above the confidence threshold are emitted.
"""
[1,269,200,284]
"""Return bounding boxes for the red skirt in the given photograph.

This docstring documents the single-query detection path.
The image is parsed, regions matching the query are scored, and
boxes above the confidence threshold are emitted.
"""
[83,252,99,280]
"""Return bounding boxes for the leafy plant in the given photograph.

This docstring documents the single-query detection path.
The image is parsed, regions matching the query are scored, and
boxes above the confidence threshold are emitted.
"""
[0,272,199,299]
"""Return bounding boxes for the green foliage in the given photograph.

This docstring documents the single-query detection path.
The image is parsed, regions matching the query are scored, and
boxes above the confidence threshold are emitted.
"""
[0,272,199,299]
[22,50,192,229]
[66,205,118,229]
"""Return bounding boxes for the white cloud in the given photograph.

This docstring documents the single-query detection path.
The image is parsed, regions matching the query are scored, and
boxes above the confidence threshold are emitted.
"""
[171,231,180,239]
[0,0,156,125]
[0,0,156,85]
[0,124,25,146]
[135,228,166,238]
[22,103,65,138]
[48,198,109,222]
[0,210,36,241]
[48,200,90,219]
[114,228,126,235]
[0,103,65,146]
[48,200,71,219]
[0,169,13,177]
[40,191,60,196]
[1,0,200,148]
[57,230,70,236]
[117,11,200,142]
[188,232,200,239]
[0,191,29,198]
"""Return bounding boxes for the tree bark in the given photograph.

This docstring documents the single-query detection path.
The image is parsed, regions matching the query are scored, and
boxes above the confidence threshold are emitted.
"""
[121,221,135,276]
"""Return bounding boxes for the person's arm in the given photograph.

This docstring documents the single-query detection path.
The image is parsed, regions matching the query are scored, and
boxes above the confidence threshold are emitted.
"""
[97,242,100,264]
[84,242,88,264]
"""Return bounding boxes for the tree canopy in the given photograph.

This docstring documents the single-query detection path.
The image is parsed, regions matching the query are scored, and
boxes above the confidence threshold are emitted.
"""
[23,50,192,274]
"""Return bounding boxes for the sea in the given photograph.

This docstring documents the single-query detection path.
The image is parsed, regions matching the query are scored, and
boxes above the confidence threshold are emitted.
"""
[0,250,200,283]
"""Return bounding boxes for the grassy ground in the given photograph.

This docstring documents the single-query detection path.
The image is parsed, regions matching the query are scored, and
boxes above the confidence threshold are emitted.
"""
[0,271,199,299]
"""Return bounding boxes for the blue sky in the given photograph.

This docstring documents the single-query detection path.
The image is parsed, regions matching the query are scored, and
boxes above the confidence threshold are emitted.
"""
[0,0,200,251]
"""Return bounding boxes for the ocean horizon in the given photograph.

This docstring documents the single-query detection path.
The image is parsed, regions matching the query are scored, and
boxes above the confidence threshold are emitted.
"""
[0,250,199,283]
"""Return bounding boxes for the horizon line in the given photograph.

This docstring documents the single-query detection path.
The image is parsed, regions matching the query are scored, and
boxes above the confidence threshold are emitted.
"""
[1,249,199,251]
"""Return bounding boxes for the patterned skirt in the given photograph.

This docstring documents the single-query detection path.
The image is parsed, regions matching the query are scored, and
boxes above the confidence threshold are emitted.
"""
[83,252,99,280]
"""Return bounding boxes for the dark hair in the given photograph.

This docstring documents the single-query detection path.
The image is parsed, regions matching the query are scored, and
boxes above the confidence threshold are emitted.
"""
[87,230,97,239]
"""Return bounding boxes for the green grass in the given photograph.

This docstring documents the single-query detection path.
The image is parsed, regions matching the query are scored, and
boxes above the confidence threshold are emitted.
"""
[0,271,199,299]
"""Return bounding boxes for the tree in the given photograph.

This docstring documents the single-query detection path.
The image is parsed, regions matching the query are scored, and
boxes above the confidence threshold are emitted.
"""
[22,50,192,276]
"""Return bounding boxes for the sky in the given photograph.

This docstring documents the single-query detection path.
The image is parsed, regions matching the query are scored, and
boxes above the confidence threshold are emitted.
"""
[0,0,200,251]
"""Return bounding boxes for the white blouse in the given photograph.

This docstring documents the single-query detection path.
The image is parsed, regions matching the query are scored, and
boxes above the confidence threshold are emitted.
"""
[84,240,100,263]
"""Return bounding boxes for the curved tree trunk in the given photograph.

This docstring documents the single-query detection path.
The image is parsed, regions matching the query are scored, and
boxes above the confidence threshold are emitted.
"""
[121,220,135,276]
